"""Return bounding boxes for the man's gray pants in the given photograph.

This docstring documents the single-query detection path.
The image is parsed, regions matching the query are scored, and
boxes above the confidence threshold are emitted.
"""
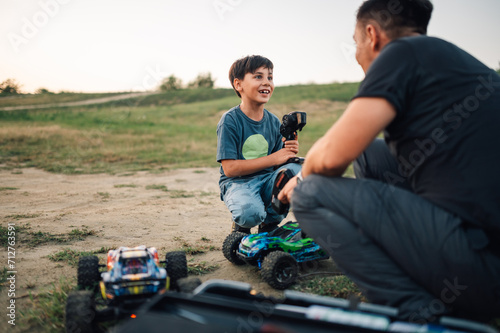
[292,139,500,323]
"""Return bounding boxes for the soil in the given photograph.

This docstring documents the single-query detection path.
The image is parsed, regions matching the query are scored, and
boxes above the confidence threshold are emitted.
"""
[0,167,338,304]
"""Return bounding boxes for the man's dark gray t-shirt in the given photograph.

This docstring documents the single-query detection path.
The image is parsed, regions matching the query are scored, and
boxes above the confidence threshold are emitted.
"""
[353,36,500,236]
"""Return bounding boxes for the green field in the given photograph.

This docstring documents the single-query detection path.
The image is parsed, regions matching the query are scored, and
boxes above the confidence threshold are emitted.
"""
[0,83,358,175]
[0,83,362,332]
[3,83,498,332]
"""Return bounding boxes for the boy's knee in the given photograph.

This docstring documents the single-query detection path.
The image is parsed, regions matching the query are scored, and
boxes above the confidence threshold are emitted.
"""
[232,203,266,228]
[286,162,302,175]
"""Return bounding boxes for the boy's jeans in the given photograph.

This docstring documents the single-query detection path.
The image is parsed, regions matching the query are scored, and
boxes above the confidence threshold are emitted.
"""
[222,163,302,228]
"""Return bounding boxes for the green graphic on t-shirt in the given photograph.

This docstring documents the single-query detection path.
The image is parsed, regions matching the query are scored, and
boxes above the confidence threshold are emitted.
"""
[242,134,269,160]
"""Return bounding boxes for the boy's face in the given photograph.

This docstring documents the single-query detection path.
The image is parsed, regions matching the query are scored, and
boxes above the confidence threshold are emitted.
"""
[234,66,274,105]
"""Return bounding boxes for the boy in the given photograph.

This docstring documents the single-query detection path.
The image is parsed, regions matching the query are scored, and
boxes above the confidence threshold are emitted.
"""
[217,55,302,234]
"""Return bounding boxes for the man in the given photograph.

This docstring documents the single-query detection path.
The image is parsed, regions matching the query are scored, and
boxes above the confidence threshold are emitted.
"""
[279,0,500,324]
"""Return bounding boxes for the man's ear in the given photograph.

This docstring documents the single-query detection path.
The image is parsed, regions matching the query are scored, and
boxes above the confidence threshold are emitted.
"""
[365,24,381,52]
[366,22,391,52]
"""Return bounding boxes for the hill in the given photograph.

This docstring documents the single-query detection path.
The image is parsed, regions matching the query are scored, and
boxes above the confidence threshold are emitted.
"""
[0,82,358,332]
[0,82,358,175]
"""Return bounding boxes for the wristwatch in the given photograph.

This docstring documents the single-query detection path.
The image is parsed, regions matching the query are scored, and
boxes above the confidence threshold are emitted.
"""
[296,171,304,184]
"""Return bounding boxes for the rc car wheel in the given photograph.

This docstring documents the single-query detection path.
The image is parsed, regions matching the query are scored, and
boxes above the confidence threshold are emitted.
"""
[222,232,247,265]
[261,251,298,290]
[177,276,202,293]
[165,251,188,290]
[65,290,98,333]
[78,256,100,291]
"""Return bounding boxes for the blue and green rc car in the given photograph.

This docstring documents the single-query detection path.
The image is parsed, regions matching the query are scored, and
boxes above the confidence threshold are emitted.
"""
[222,221,329,290]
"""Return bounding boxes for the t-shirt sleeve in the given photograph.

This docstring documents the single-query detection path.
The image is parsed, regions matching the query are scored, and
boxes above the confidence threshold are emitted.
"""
[216,113,239,163]
[353,40,419,115]
[270,113,284,153]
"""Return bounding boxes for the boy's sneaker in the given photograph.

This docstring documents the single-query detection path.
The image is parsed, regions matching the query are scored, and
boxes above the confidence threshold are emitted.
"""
[231,222,251,234]
[258,221,280,234]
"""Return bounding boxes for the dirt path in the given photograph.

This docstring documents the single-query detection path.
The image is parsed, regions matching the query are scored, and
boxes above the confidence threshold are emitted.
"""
[0,167,337,305]
[0,92,154,111]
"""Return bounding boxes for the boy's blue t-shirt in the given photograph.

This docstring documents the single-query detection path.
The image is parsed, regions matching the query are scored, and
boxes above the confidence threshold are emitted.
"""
[217,105,283,185]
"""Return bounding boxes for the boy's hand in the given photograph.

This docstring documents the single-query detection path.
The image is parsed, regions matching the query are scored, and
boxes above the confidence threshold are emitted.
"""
[273,139,299,165]
[282,137,299,154]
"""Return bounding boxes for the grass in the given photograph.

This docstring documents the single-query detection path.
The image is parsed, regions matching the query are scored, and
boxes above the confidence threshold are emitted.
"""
[292,275,365,301]
[2,225,98,248]
[114,183,138,188]
[48,247,112,267]
[19,278,74,333]
[0,224,30,247]
[0,186,18,191]
[5,213,41,219]
[173,236,220,255]
[146,184,199,198]
[146,184,169,191]
[4,82,496,331]
[0,267,8,291]
[188,260,220,275]
[168,190,195,198]
[0,82,354,175]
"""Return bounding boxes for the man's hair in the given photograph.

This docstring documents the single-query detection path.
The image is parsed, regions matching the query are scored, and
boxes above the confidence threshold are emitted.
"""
[357,0,433,39]
[229,55,274,97]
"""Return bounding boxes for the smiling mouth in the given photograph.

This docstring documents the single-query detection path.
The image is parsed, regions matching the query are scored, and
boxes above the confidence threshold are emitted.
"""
[259,90,271,95]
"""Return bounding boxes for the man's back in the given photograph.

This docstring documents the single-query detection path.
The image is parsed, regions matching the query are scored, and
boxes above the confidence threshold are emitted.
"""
[356,36,500,231]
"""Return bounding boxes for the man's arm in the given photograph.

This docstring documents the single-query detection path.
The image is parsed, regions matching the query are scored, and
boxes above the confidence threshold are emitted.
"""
[302,97,396,177]
[278,97,396,202]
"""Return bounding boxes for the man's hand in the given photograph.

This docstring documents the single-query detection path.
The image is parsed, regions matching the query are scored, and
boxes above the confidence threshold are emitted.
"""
[277,175,299,205]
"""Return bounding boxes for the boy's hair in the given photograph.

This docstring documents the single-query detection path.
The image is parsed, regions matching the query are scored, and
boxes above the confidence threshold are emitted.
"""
[229,55,274,98]
[357,0,433,39]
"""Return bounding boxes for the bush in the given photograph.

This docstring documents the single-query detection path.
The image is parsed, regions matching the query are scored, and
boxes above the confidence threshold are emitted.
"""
[188,72,215,89]
[159,75,183,91]
[0,78,22,95]
[35,88,53,94]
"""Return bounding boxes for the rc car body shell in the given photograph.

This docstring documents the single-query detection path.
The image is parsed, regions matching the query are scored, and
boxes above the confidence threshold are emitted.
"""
[237,222,328,268]
[100,246,167,300]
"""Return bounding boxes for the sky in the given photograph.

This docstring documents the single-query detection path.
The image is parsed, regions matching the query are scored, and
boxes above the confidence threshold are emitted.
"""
[1,0,500,93]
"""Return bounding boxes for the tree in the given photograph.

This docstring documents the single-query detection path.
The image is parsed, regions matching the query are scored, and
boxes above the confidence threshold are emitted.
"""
[159,75,183,91]
[35,87,53,94]
[0,78,22,95]
[188,72,215,89]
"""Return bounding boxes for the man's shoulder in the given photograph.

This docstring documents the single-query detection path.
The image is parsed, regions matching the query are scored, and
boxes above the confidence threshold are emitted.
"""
[373,36,458,73]
[387,36,454,55]
[393,35,446,45]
